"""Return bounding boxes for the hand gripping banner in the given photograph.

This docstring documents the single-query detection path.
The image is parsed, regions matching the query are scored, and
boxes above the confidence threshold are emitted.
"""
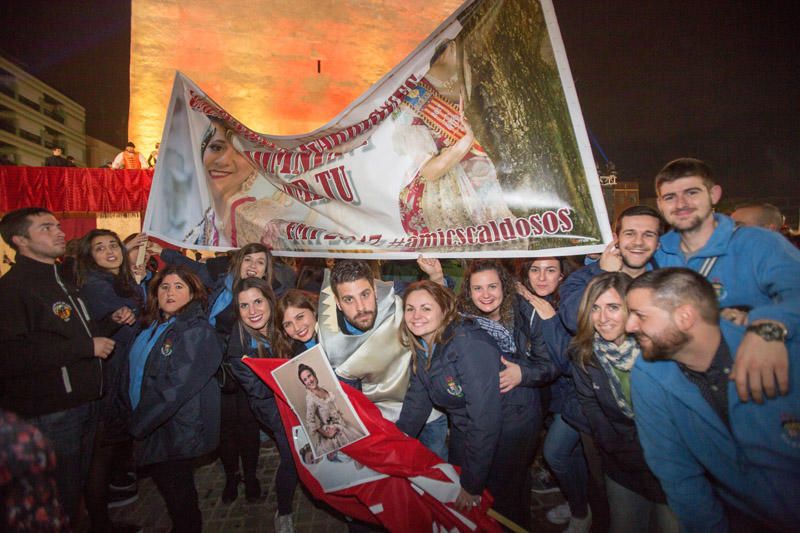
[144,0,612,257]
[244,357,503,532]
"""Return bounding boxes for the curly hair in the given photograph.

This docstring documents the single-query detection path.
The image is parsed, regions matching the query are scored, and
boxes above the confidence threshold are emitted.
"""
[458,259,516,331]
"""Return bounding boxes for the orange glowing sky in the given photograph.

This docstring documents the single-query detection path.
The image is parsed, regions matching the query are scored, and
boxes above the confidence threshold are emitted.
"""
[130,0,464,149]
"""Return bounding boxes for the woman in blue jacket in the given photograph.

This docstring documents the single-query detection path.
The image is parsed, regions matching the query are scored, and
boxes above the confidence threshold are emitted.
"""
[121,265,222,533]
[227,277,298,533]
[76,229,145,531]
[396,280,503,514]
[571,272,677,533]
[516,256,591,531]
[152,241,280,502]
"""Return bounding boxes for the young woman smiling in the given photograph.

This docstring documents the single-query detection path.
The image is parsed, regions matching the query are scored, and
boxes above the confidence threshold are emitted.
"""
[120,266,222,533]
[274,289,319,357]
[571,272,677,533]
[226,277,297,533]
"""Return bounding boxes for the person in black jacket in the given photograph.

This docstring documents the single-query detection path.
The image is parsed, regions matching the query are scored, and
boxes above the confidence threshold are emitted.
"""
[118,265,222,533]
[396,281,502,514]
[570,272,678,533]
[227,277,298,533]
[0,207,120,526]
[455,260,557,530]
[76,229,144,530]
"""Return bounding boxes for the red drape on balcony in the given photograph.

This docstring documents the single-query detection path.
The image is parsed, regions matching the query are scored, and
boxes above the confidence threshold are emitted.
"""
[0,167,153,213]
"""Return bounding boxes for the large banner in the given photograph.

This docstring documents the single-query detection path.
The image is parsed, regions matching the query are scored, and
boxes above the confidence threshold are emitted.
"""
[143,0,611,257]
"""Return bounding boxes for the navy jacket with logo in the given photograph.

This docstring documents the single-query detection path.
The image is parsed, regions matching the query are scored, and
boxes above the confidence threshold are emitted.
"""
[118,301,222,466]
[0,255,116,416]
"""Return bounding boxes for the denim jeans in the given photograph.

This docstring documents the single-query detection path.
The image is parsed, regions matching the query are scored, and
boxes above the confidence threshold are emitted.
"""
[543,414,590,518]
[26,400,99,525]
[605,475,679,533]
[418,414,448,461]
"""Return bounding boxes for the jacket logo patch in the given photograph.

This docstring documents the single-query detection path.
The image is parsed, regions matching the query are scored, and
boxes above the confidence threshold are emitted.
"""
[710,278,727,301]
[52,302,72,321]
[445,376,463,397]
[781,413,800,448]
[161,338,174,357]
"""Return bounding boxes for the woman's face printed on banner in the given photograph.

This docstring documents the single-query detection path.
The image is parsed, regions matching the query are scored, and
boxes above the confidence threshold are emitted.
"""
[202,121,255,202]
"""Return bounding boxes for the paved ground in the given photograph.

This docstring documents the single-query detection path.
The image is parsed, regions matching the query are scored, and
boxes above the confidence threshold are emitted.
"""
[106,441,569,532]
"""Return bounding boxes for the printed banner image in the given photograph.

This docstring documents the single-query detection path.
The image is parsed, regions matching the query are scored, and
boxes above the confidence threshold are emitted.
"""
[271,345,369,460]
[143,0,612,257]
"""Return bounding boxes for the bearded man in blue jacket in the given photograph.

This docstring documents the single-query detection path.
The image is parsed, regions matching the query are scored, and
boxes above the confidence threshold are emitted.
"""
[626,268,799,532]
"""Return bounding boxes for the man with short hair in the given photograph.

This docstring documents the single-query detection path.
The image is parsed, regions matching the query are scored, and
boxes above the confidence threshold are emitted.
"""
[653,157,800,403]
[559,204,664,333]
[318,258,448,457]
[731,202,784,231]
[44,146,69,167]
[111,142,147,170]
[0,207,118,525]
[626,268,800,532]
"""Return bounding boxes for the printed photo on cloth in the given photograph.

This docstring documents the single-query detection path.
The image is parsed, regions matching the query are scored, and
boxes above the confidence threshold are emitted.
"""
[272,345,368,460]
[290,425,387,493]
[144,0,612,258]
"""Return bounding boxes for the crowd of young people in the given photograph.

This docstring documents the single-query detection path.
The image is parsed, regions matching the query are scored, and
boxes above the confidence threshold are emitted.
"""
[1,156,798,532]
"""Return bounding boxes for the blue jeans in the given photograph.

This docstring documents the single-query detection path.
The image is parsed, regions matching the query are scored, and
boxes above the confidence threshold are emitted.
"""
[27,401,99,524]
[605,475,679,533]
[543,414,589,518]
[418,414,448,461]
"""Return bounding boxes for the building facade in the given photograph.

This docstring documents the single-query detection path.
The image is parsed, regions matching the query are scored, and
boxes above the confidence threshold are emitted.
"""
[0,55,87,166]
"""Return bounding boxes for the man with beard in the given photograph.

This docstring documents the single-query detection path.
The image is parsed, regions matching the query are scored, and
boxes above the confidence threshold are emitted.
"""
[653,158,800,404]
[317,259,448,458]
[559,205,664,333]
[626,268,800,532]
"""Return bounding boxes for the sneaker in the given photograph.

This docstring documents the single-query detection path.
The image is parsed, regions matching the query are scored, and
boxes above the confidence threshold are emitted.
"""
[564,507,592,533]
[109,471,137,491]
[274,511,295,533]
[107,487,139,509]
[546,503,571,525]
[531,467,561,494]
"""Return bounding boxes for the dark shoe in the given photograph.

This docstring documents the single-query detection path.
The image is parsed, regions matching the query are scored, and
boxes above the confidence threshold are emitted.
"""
[109,470,137,491]
[244,477,261,502]
[107,487,139,509]
[110,522,143,533]
[222,474,240,504]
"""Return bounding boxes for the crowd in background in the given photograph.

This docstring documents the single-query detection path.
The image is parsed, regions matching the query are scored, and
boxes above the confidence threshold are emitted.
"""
[0,157,799,533]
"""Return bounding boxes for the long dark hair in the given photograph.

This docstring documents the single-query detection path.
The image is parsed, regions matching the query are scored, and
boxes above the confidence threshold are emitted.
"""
[400,280,459,373]
[232,277,277,358]
[458,259,516,331]
[142,265,208,324]
[570,272,633,369]
[229,242,273,288]
[273,289,318,357]
[76,229,138,299]
[516,256,577,309]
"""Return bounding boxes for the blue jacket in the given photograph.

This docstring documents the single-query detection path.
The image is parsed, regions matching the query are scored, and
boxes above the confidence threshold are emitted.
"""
[654,214,800,336]
[119,301,222,466]
[631,320,800,532]
[572,347,666,503]
[396,319,503,494]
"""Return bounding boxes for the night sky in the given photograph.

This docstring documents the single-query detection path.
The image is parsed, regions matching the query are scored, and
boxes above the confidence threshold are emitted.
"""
[1,0,797,198]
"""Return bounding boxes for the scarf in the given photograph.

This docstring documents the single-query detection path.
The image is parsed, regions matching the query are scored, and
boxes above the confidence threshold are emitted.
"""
[593,333,641,419]
[208,275,233,326]
[464,313,517,354]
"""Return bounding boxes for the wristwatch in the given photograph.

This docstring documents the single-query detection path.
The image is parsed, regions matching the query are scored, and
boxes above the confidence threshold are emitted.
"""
[745,322,788,342]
